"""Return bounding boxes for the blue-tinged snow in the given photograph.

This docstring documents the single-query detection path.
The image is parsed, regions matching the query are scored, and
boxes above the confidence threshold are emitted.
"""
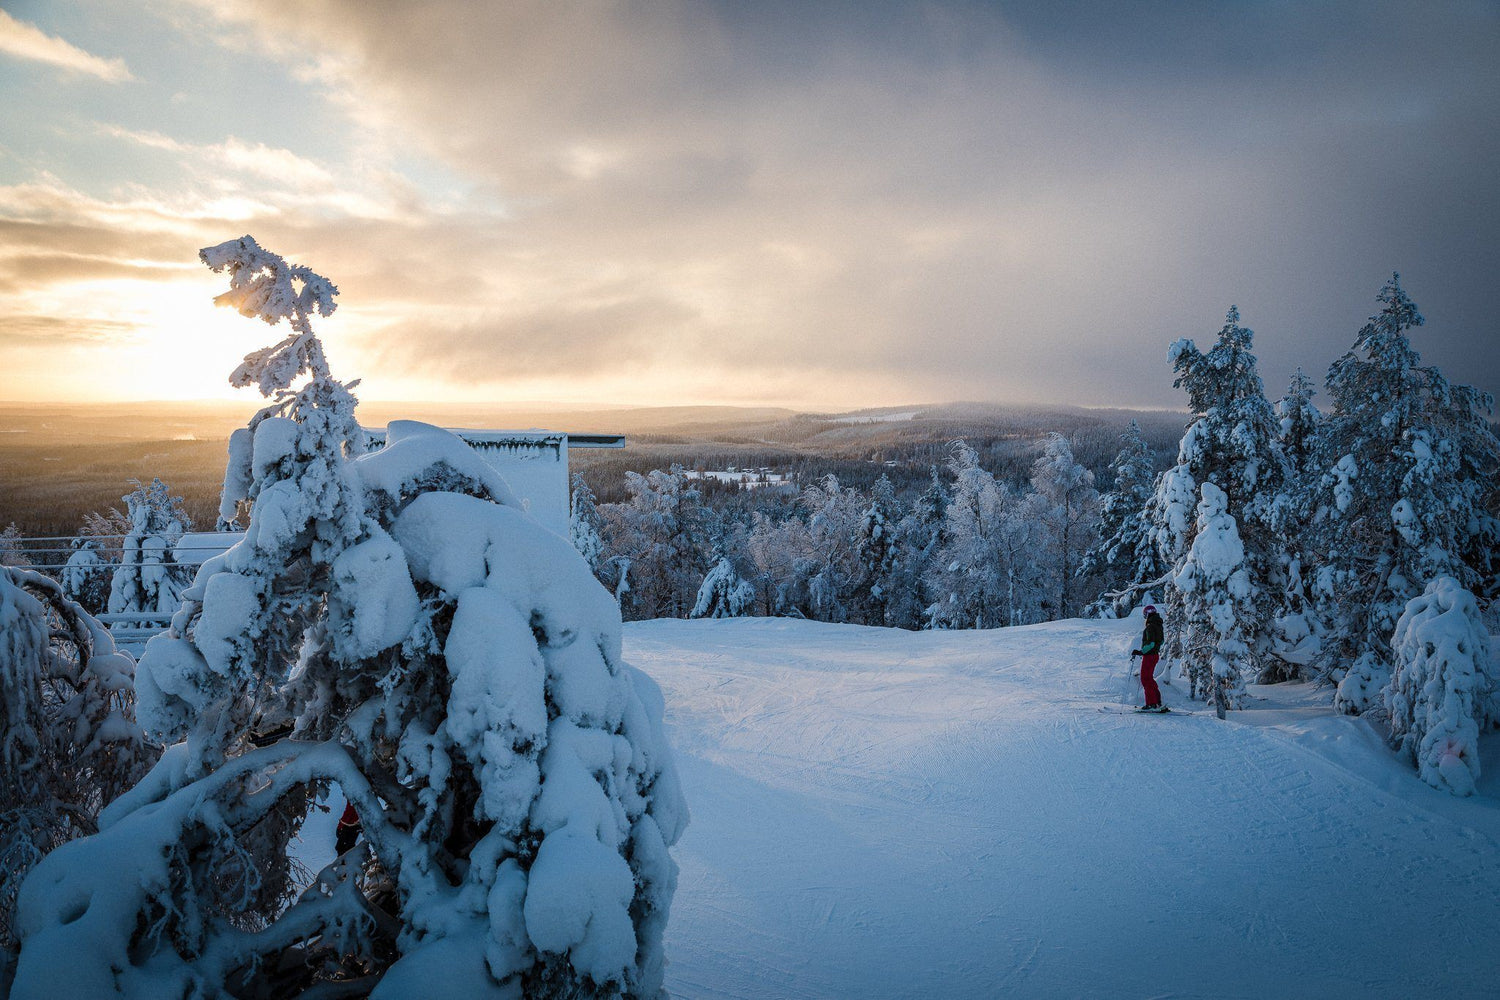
[629,616,1500,999]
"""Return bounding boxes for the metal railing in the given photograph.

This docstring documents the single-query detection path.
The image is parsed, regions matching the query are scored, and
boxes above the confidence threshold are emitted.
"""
[0,535,240,571]
[3,533,243,652]
[93,612,178,652]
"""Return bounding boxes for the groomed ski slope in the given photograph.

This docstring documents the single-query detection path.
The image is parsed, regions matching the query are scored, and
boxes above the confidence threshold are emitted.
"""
[629,616,1500,999]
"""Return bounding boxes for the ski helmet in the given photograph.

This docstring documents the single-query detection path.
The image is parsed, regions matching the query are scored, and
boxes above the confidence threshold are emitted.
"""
[1143,604,1157,615]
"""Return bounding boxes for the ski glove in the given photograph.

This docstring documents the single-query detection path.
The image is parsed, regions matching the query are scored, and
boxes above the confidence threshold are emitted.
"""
[1130,649,1141,656]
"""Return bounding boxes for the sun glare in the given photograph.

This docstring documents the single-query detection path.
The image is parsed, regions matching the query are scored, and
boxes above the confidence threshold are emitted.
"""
[1,274,320,402]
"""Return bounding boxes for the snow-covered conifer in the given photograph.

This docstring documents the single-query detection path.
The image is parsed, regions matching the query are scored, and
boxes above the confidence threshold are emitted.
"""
[59,537,112,616]
[691,555,756,619]
[1385,576,1494,795]
[1027,434,1100,619]
[569,472,606,578]
[926,442,1037,628]
[1151,307,1285,698]
[0,524,30,567]
[1173,484,1256,715]
[798,474,866,623]
[743,511,812,617]
[881,467,947,629]
[0,567,155,957]
[1081,420,1164,617]
[1266,369,1324,678]
[134,238,368,776]
[12,241,687,1000]
[105,478,191,623]
[1320,276,1500,713]
[601,467,709,620]
[853,474,902,625]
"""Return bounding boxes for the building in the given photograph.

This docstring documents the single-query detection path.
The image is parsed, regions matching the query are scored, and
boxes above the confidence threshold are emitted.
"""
[362,428,625,537]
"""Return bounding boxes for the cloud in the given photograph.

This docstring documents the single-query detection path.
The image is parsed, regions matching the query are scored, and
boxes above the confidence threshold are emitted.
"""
[154,0,1497,408]
[5,1,1497,408]
[0,313,138,345]
[0,9,132,82]
[359,295,704,381]
[0,251,188,293]
[102,126,335,190]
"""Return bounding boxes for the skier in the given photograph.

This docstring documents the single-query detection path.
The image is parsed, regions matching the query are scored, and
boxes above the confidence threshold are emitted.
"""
[1131,604,1166,712]
[335,801,362,855]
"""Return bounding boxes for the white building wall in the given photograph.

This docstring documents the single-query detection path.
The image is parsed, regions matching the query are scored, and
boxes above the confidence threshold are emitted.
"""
[463,433,571,537]
[363,428,604,538]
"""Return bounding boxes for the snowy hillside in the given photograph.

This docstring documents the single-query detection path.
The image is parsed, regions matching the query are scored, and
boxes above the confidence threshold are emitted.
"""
[630,617,1500,999]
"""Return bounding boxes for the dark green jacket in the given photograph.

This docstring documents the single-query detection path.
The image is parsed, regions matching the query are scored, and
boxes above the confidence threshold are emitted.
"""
[1140,614,1163,656]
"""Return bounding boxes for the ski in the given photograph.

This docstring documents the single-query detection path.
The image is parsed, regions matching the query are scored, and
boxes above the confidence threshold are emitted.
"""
[1097,706,1195,716]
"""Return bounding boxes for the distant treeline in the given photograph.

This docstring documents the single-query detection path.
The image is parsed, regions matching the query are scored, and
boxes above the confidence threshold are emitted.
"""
[3,403,1187,537]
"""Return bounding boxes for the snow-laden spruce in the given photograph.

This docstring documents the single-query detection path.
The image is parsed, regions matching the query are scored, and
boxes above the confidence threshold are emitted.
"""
[1385,576,1495,796]
[1025,433,1100,619]
[602,467,709,619]
[852,474,902,625]
[881,466,947,630]
[10,238,687,1000]
[569,471,607,580]
[1318,276,1500,714]
[1150,307,1284,702]
[796,474,867,623]
[691,556,755,619]
[926,441,1035,629]
[0,567,155,963]
[60,538,112,615]
[1265,369,1323,675]
[1173,484,1255,714]
[106,477,191,624]
[1082,420,1165,618]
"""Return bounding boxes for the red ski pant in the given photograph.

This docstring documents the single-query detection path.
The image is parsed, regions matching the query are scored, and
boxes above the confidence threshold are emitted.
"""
[1140,654,1161,707]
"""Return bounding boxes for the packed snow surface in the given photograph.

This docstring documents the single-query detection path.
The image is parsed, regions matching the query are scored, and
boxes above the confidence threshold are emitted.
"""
[631,616,1500,999]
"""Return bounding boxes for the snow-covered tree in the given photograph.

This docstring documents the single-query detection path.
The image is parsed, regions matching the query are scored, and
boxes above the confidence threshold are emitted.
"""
[796,474,866,623]
[11,240,687,1000]
[59,537,112,616]
[342,425,687,999]
[569,472,606,578]
[1145,464,1197,678]
[691,555,756,619]
[0,567,155,959]
[0,523,30,567]
[1385,576,1494,795]
[1266,369,1324,678]
[602,467,709,620]
[1320,276,1500,713]
[105,478,191,623]
[1151,307,1286,697]
[852,474,902,625]
[1082,420,1165,618]
[1026,434,1100,619]
[926,442,1038,629]
[135,237,365,777]
[743,510,812,617]
[1172,484,1256,715]
[882,467,947,630]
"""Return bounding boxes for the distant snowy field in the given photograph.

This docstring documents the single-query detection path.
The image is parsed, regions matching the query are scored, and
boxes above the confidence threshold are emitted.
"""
[629,617,1500,999]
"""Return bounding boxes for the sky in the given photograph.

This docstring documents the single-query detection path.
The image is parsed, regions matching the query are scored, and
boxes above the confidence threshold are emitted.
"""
[0,0,1496,411]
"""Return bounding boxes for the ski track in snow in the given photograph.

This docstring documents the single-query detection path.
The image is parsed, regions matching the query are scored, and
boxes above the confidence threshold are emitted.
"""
[627,616,1500,999]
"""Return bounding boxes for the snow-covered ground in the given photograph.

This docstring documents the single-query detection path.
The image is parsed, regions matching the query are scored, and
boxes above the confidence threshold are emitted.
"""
[629,616,1500,999]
